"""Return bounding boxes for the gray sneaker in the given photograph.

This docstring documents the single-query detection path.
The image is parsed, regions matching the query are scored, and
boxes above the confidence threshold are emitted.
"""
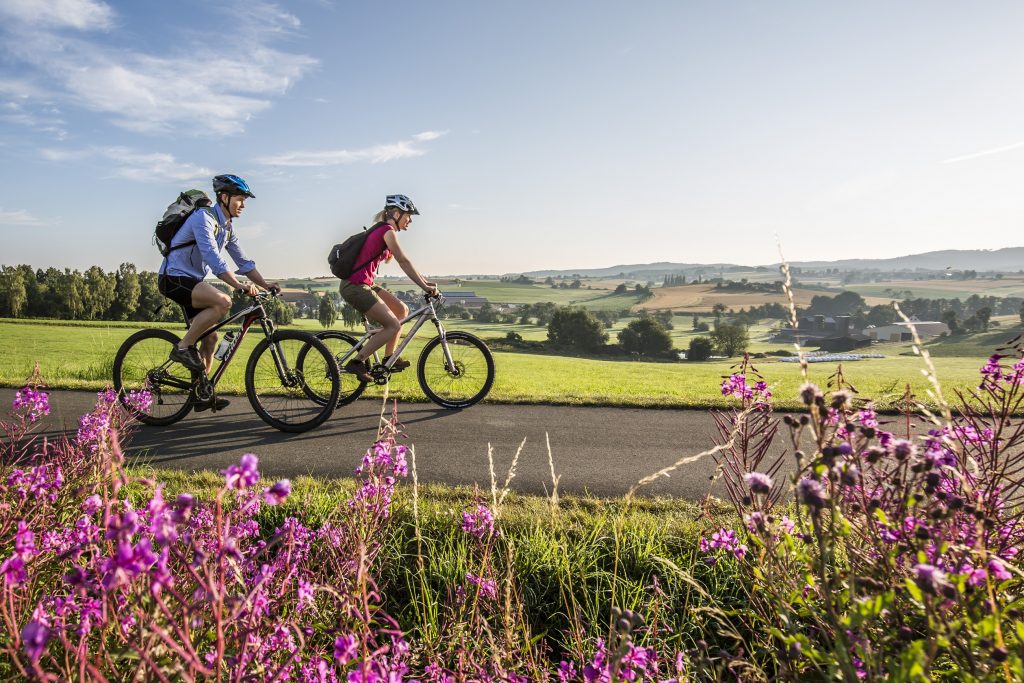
[169,345,204,371]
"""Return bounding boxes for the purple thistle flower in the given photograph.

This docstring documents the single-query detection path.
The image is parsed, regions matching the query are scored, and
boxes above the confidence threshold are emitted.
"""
[797,477,828,509]
[264,479,292,506]
[21,621,49,662]
[744,471,773,495]
[892,439,917,460]
[799,382,822,406]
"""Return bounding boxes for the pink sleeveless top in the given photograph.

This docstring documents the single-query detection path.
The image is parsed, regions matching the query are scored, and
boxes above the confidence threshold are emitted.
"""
[346,224,394,286]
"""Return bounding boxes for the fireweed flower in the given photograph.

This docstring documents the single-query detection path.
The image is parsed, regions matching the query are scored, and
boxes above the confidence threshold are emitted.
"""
[333,634,358,665]
[466,572,498,600]
[989,558,1013,581]
[744,471,773,495]
[857,407,879,428]
[263,479,292,505]
[223,453,260,489]
[21,621,49,662]
[12,385,50,422]
[914,563,953,596]
[461,504,496,539]
[980,354,1004,387]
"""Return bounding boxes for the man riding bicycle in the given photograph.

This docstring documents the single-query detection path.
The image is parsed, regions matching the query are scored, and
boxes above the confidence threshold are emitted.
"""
[158,174,279,409]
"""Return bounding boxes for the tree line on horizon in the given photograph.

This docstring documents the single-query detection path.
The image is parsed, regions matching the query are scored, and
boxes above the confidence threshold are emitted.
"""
[0,263,292,324]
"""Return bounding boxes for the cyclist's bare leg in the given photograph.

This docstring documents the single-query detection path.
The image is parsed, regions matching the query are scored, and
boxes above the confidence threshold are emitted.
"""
[374,288,409,357]
[356,301,401,361]
[179,283,231,371]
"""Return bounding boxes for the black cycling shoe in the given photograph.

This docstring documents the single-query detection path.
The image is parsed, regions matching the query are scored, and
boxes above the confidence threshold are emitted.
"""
[193,397,230,413]
[169,345,204,371]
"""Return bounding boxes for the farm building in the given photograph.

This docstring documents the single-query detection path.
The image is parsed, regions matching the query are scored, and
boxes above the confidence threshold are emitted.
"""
[864,318,949,342]
[771,314,872,350]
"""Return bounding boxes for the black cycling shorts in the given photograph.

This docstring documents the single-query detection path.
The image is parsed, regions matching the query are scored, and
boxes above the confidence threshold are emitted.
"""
[158,274,202,321]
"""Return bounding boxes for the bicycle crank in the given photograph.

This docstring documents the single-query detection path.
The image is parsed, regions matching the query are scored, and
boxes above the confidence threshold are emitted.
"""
[370,364,391,386]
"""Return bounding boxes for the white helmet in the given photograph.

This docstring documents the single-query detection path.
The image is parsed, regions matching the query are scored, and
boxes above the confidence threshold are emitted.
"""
[385,194,419,215]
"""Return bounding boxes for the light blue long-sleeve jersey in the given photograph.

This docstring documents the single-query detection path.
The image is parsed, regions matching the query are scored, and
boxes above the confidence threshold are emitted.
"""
[159,203,256,279]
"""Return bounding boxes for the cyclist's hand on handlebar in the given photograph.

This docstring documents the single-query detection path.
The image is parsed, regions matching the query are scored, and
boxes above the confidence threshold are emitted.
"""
[424,284,440,298]
[237,283,259,297]
[267,283,282,296]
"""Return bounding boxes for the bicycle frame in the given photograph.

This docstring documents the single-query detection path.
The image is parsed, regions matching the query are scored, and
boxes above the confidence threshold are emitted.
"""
[188,296,284,386]
[339,297,457,371]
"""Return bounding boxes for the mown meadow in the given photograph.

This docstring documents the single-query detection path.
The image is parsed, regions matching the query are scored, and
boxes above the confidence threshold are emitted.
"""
[0,317,1012,412]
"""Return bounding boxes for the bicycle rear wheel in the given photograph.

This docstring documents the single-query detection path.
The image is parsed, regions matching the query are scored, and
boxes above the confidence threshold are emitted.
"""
[417,331,495,409]
[305,330,368,407]
[245,330,340,432]
[112,329,195,426]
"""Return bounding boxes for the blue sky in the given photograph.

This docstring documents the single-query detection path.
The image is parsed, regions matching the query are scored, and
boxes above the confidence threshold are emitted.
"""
[2,0,1023,277]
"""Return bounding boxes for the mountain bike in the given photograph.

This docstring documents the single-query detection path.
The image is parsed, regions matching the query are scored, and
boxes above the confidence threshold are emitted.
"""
[309,293,494,409]
[112,291,340,432]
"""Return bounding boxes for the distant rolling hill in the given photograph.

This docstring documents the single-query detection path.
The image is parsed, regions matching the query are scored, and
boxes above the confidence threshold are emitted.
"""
[519,247,1024,279]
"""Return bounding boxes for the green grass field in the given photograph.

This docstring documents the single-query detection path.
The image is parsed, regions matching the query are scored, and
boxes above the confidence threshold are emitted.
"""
[0,317,1000,411]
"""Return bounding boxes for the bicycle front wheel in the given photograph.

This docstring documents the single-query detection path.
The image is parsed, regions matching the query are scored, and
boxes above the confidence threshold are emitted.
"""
[308,330,367,407]
[417,331,495,409]
[245,330,340,432]
[112,329,195,426]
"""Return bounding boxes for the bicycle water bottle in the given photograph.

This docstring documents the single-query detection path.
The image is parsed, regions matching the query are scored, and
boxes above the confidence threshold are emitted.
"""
[214,330,237,361]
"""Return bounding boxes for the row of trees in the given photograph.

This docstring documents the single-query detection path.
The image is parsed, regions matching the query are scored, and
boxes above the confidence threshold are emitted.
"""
[0,263,178,322]
[0,263,294,325]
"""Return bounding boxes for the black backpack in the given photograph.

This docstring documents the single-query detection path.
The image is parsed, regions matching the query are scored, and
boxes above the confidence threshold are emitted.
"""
[327,222,390,279]
[154,189,213,257]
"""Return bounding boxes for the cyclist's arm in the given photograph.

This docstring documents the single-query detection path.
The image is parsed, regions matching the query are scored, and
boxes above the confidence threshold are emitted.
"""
[193,212,232,277]
[237,268,279,294]
[383,230,437,294]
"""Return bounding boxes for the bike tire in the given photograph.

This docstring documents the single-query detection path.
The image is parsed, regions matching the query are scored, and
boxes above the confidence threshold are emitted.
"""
[417,331,495,409]
[305,330,368,407]
[112,328,195,426]
[245,330,340,432]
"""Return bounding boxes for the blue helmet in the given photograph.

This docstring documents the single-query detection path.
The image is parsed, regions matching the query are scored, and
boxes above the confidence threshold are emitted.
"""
[213,174,255,198]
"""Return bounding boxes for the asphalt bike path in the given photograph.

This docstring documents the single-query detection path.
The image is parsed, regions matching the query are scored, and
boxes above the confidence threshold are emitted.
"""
[3,389,801,500]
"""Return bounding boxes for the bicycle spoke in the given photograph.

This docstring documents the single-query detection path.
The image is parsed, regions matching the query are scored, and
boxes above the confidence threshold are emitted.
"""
[246,331,339,432]
[113,329,194,425]
[417,332,494,409]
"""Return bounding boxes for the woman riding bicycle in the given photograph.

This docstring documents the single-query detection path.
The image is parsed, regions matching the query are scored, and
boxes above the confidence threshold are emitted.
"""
[339,194,439,382]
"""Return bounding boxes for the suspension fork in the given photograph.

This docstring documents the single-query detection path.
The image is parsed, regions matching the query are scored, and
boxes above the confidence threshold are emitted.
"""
[431,318,458,372]
[260,318,293,382]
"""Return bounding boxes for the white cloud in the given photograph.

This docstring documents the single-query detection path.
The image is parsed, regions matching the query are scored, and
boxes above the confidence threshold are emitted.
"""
[0,1,316,136]
[40,145,213,183]
[256,132,446,167]
[0,207,45,225]
[942,142,1024,164]
[413,130,447,142]
[0,0,114,31]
